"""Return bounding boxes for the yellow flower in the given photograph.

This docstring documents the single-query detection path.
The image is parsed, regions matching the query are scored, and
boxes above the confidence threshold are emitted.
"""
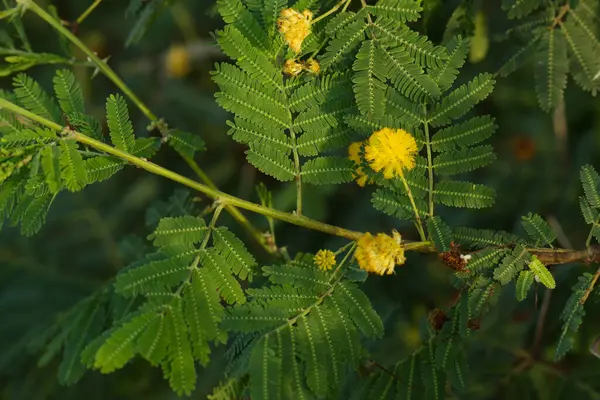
[283,59,303,76]
[304,58,320,74]
[277,8,312,53]
[354,231,406,275]
[314,249,336,271]
[165,45,191,78]
[348,141,369,187]
[365,127,418,179]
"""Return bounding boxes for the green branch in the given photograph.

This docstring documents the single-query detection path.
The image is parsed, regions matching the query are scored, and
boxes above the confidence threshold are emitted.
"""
[17,0,274,254]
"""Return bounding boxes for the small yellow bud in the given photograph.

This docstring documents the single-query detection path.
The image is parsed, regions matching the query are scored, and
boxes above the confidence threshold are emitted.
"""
[283,59,303,76]
[314,249,336,271]
[165,45,191,78]
[304,58,320,74]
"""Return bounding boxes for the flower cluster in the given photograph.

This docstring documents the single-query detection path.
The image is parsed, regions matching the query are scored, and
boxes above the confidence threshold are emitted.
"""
[314,249,336,271]
[283,58,320,76]
[365,127,418,179]
[277,8,313,53]
[354,231,406,275]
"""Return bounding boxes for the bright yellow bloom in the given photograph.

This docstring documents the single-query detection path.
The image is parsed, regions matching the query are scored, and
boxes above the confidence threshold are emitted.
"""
[304,58,320,74]
[355,231,406,275]
[165,45,191,78]
[283,59,303,76]
[365,128,418,179]
[348,141,369,187]
[314,249,336,271]
[277,8,312,53]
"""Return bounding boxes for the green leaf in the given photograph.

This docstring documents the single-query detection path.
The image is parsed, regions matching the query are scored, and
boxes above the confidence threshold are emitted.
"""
[0,127,56,149]
[296,126,354,156]
[366,0,422,22]
[465,248,509,275]
[301,156,355,184]
[200,249,246,305]
[581,164,600,208]
[212,227,256,281]
[59,140,88,192]
[434,181,495,209]
[262,0,286,38]
[184,269,226,364]
[216,25,283,91]
[136,313,171,366]
[164,297,196,396]
[164,130,205,159]
[428,73,495,127]
[516,270,535,301]
[372,188,428,220]
[320,17,368,69]
[521,213,556,246]
[534,28,568,112]
[454,227,520,248]
[20,193,52,236]
[262,263,331,289]
[53,69,84,115]
[132,137,161,158]
[94,311,159,373]
[372,19,448,68]
[106,94,135,153]
[430,115,497,152]
[352,40,387,119]
[502,0,543,19]
[427,215,452,252]
[148,216,208,247]
[433,145,496,175]
[527,256,555,289]
[430,35,470,92]
[226,118,291,153]
[493,245,530,285]
[555,272,594,360]
[379,43,442,101]
[84,156,124,184]
[246,144,295,181]
[335,281,384,338]
[115,245,197,296]
[67,112,104,141]
[13,73,61,123]
[40,146,62,193]
[249,335,283,400]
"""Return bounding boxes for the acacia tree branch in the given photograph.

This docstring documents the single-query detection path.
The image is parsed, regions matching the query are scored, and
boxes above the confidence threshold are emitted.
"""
[2,97,599,265]
[17,0,275,255]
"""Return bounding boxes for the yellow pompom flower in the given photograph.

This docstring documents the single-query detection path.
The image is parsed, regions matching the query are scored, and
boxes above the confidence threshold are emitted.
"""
[365,127,418,179]
[304,58,320,74]
[277,8,313,53]
[165,44,191,78]
[354,231,406,275]
[283,59,303,76]
[348,141,369,187]
[314,249,336,271]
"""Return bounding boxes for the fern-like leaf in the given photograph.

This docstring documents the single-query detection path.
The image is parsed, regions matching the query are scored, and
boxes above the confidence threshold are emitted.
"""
[301,156,355,184]
[516,270,535,301]
[212,227,256,281]
[534,28,568,112]
[59,140,88,192]
[431,115,497,152]
[352,40,387,119]
[581,164,600,208]
[521,213,556,246]
[427,215,452,252]
[434,181,495,209]
[246,143,296,181]
[106,94,135,153]
[366,0,422,23]
[502,0,543,19]
[53,69,84,115]
[430,35,470,92]
[13,73,61,123]
[148,216,208,247]
[428,73,495,127]
[493,245,530,285]
[433,145,496,175]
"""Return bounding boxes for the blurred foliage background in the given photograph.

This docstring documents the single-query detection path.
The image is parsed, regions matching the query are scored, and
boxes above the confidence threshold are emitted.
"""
[1,0,600,398]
